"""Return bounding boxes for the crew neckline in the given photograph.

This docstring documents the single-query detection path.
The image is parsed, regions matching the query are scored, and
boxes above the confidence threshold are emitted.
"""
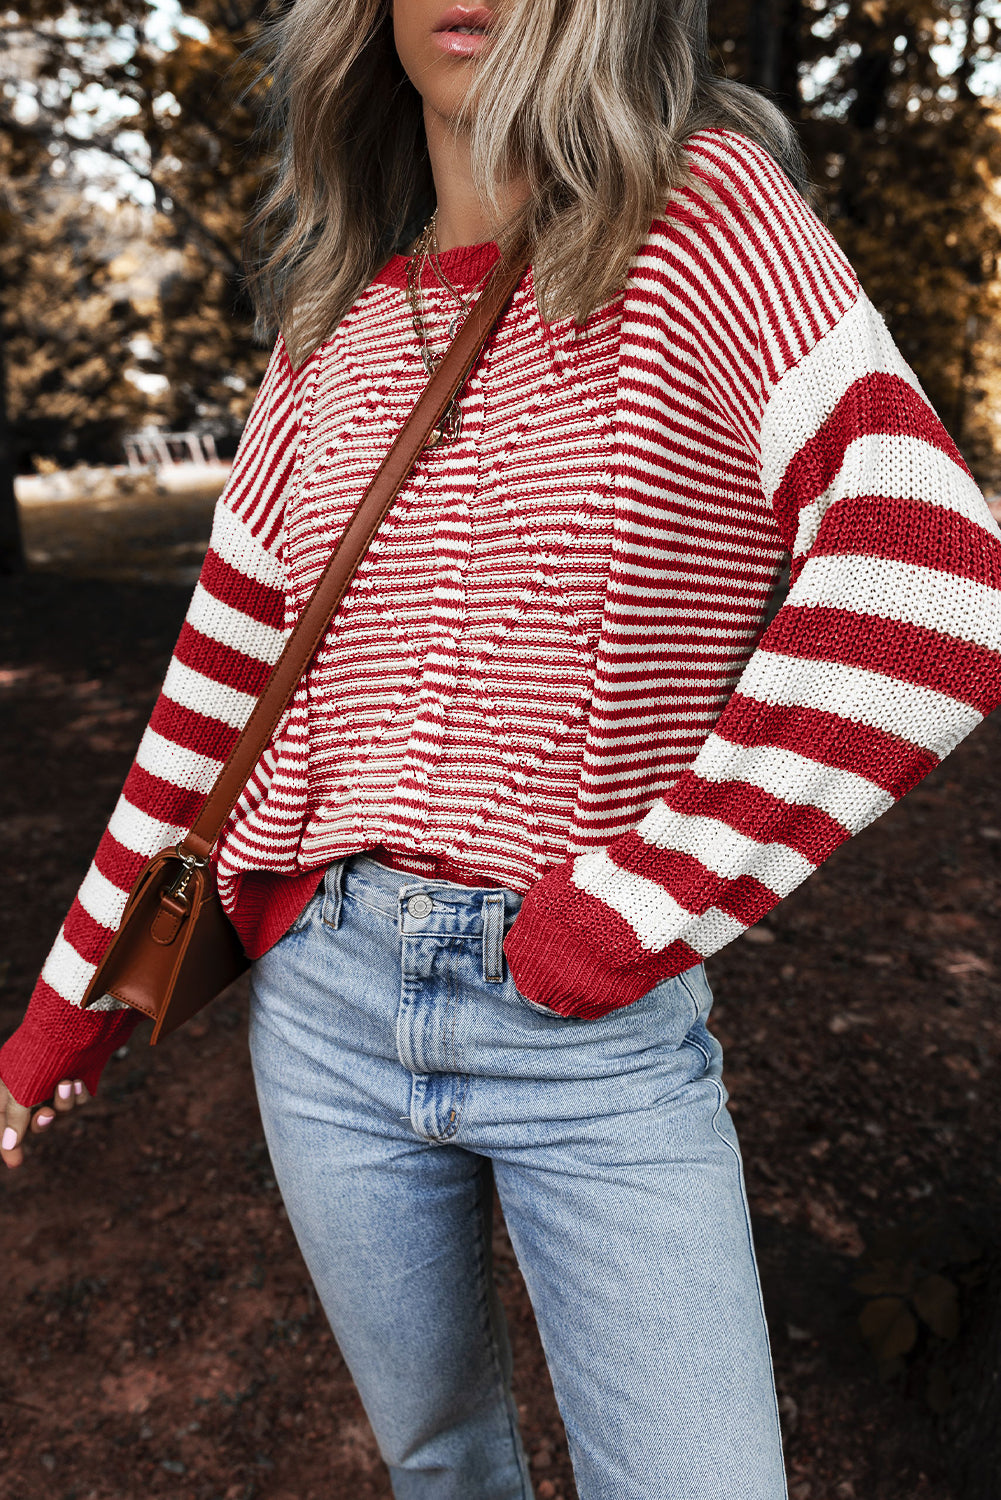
[375,238,501,291]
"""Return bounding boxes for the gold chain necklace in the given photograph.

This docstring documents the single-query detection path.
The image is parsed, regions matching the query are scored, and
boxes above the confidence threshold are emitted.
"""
[405,210,493,447]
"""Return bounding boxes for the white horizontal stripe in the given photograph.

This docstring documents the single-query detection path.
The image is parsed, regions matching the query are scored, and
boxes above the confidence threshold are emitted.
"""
[108,798,186,858]
[691,734,895,831]
[577,763,689,788]
[609,499,773,543]
[161,658,258,733]
[186,582,286,664]
[581,731,709,753]
[569,847,747,952]
[609,542,777,580]
[586,709,725,732]
[77,865,129,932]
[43,930,98,1006]
[791,553,1001,651]
[599,626,757,649]
[209,503,285,589]
[761,292,923,502]
[590,678,742,703]
[790,433,998,559]
[634,804,817,890]
[737,649,981,755]
[135,727,224,793]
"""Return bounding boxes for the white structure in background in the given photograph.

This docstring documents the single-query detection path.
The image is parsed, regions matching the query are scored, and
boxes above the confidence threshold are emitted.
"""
[123,430,220,470]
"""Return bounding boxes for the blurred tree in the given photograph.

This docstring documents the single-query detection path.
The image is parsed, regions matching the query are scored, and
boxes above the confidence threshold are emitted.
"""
[709,0,1001,489]
[4,200,148,468]
[120,18,277,441]
[1,0,999,497]
[0,0,274,489]
[0,313,25,575]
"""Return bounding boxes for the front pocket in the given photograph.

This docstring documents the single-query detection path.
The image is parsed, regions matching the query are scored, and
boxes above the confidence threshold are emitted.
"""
[282,890,322,939]
[514,986,571,1019]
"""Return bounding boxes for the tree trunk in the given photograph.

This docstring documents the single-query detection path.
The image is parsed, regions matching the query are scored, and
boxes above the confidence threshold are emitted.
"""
[0,314,25,576]
[845,26,895,133]
[747,0,802,115]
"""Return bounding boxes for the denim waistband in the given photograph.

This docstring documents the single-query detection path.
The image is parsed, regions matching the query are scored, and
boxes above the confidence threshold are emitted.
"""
[325,854,524,937]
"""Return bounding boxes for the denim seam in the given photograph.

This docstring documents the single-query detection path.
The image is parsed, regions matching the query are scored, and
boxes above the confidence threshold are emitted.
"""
[682,1034,713,1069]
[707,1076,789,1497]
[482,892,505,981]
[675,968,703,1029]
[441,1072,470,1141]
[471,1170,534,1499]
[321,861,345,928]
[440,953,469,1141]
[340,887,398,922]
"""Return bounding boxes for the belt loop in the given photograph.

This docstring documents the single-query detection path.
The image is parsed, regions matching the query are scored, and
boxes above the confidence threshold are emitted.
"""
[322,859,345,929]
[482,892,505,983]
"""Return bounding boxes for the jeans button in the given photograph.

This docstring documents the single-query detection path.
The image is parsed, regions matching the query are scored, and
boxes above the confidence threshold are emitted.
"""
[407,894,434,919]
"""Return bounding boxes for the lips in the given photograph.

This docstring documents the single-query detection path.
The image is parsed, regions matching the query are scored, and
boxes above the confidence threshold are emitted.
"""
[433,5,494,35]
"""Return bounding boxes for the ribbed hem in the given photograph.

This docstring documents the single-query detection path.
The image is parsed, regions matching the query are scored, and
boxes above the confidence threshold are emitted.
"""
[226,867,325,960]
[368,846,505,890]
[0,1004,142,1109]
[502,908,703,1019]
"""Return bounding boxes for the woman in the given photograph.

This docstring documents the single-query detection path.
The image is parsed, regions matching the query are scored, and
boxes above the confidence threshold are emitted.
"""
[3,1,1001,1495]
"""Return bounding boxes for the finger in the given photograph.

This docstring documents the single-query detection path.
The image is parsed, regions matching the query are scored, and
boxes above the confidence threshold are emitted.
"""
[51,1078,90,1113]
[1,1093,31,1170]
[30,1107,57,1135]
[52,1079,75,1114]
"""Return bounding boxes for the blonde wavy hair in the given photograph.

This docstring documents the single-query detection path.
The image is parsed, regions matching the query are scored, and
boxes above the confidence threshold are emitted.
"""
[245,0,816,368]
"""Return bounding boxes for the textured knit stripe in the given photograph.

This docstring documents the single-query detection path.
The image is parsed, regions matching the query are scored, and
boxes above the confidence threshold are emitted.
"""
[4,127,1001,1098]
[0,338,296,1103]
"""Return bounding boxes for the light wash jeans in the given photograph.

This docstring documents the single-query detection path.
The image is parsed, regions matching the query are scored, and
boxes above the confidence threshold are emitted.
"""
[248,854,787,1500]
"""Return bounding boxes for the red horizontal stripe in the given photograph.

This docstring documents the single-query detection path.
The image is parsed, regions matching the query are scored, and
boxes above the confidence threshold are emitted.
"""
[667,767,849,859]
[605,835,790,928]
[94,831,159,894]
[762,604,1001,713]
[60,897,116,961]
[809,494,1001,591]
[149,696,238,762]
[712,693,938,797]
[772,374,967,534]
[198,549,285,627]
[174,623,274,697]
[120,764,209,829]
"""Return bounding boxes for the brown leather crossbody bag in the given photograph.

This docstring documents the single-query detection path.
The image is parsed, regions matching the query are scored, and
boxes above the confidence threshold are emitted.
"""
[80,239,530,1045]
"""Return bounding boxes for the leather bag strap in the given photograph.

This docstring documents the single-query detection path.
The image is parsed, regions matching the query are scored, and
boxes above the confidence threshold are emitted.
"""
[180,236,531,863]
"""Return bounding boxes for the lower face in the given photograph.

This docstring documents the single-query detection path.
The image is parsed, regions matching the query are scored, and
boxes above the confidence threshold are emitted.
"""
[391,1,497,125]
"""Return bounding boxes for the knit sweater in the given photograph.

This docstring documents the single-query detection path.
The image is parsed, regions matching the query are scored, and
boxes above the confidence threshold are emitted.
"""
[214,232,623,936]
[3,126,1001,1107]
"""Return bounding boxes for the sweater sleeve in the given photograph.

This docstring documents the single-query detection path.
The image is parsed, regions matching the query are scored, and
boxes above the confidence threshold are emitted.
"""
[0,337,299,1106]
[505,145,1001,1018]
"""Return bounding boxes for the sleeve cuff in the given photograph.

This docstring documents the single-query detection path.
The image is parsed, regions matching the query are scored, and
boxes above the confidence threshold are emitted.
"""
[502,904,695,1020]
[0,1003,142,1108]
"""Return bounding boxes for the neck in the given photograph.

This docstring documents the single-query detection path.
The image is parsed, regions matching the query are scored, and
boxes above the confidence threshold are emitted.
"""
[423,103,530,251]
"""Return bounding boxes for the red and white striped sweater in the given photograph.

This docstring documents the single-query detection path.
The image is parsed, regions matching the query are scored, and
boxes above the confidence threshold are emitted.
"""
[4,127,1001,1106]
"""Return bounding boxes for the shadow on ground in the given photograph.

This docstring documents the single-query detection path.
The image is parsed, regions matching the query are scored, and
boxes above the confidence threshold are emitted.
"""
[1,496,999,1499]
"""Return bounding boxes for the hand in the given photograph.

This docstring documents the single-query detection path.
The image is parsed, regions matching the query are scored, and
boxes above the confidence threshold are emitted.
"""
[1,1076,91,1170]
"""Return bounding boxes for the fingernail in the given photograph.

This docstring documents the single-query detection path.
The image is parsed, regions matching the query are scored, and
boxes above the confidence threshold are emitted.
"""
[57,1083,72,1100]
[2,1127,18,1151]
[73,1081,83,1096]
[37,1112,55,1128]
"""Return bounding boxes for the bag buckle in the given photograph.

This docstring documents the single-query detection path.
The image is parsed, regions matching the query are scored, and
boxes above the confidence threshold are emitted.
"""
[165,848,208,908]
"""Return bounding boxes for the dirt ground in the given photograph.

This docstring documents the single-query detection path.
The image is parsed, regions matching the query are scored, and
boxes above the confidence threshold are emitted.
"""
[1,494,999,1500]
